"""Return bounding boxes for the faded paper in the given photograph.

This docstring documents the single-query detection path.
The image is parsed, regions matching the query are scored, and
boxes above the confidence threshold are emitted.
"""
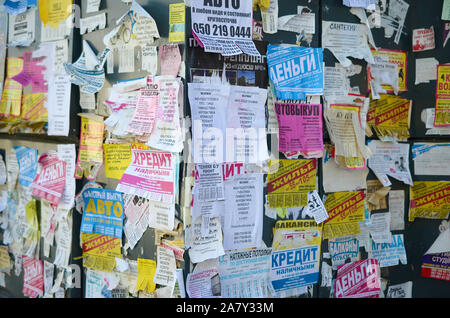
[322,21,374,68]
[415,57,438,85]
[370,234,407,268]
[412,143,450,176]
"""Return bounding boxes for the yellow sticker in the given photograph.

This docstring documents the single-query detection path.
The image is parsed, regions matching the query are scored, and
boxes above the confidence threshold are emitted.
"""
[39,0,73,27]
[267,159,317,208]
[103,143,132,180]
[136,258,157,293]
[409,181,450,222]
[435,65,450,126]
[323,191,366,239]
[169,3,185,43]
[272,219,323,251]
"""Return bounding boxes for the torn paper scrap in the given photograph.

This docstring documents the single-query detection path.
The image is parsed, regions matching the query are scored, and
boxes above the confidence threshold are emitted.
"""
[322,145,368,193]
[415,57,438,85]
[386,281,412,298]
[80,12,107,35]
[367,140,412,187]
[261,0,278,34]
[188,217,224,264]
[63,40,110,94]
[343,0,376,10]
[322,21,375,68]
[328,236,360,269]
[366,179,390,211]
[388,190,405,231]
[369,212,393,244]
[412,143,450,176]
[369,48,407,94]
[370,234,407,267]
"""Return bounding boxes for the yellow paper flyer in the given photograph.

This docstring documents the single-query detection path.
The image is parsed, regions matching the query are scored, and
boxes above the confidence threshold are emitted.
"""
[136,258,157,293]
[21,93,48,122]
[24,200,39,242]
[434,65,450,126]
[370,49,407,93]
[75,115,105,180]
[323,191,366,239]
[81,233,121,272]
[368,94,411,140]
[272,220,323,251]
[267,159,317,208]
[409,181,450,221]
[0,246,11,272]
[103,143,132,180]
[169,3,185,43]
[0,57,23,117]
[39,0,73,27]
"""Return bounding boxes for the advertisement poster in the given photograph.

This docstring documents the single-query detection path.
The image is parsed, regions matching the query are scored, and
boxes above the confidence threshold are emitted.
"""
[14,146,38,187]
[435,65,450,126]
[75,116,105,180]
[218,248,272,298]
[80,188,124,239]
[270,220,322,296]
[267,45,324,100]
[323,191,366,239]
[367,95,411,141]
[369,49,407,93]
[31,152,66,206]
[22,256,44,298]
[329,236,360,269]
[190,0,259,56]
[116,149,176,204]
[267,159,317,208]
[333,259,381,298]
[409,181,450,222]
[103,143,132,180]
[275,103,323,154]
[370,234,407,268]
[81,233,122,272]
[188,36,268,88]
[412,26,435,52]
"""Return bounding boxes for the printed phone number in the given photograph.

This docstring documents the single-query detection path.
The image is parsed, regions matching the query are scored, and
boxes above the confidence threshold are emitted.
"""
[193,23,251,38]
